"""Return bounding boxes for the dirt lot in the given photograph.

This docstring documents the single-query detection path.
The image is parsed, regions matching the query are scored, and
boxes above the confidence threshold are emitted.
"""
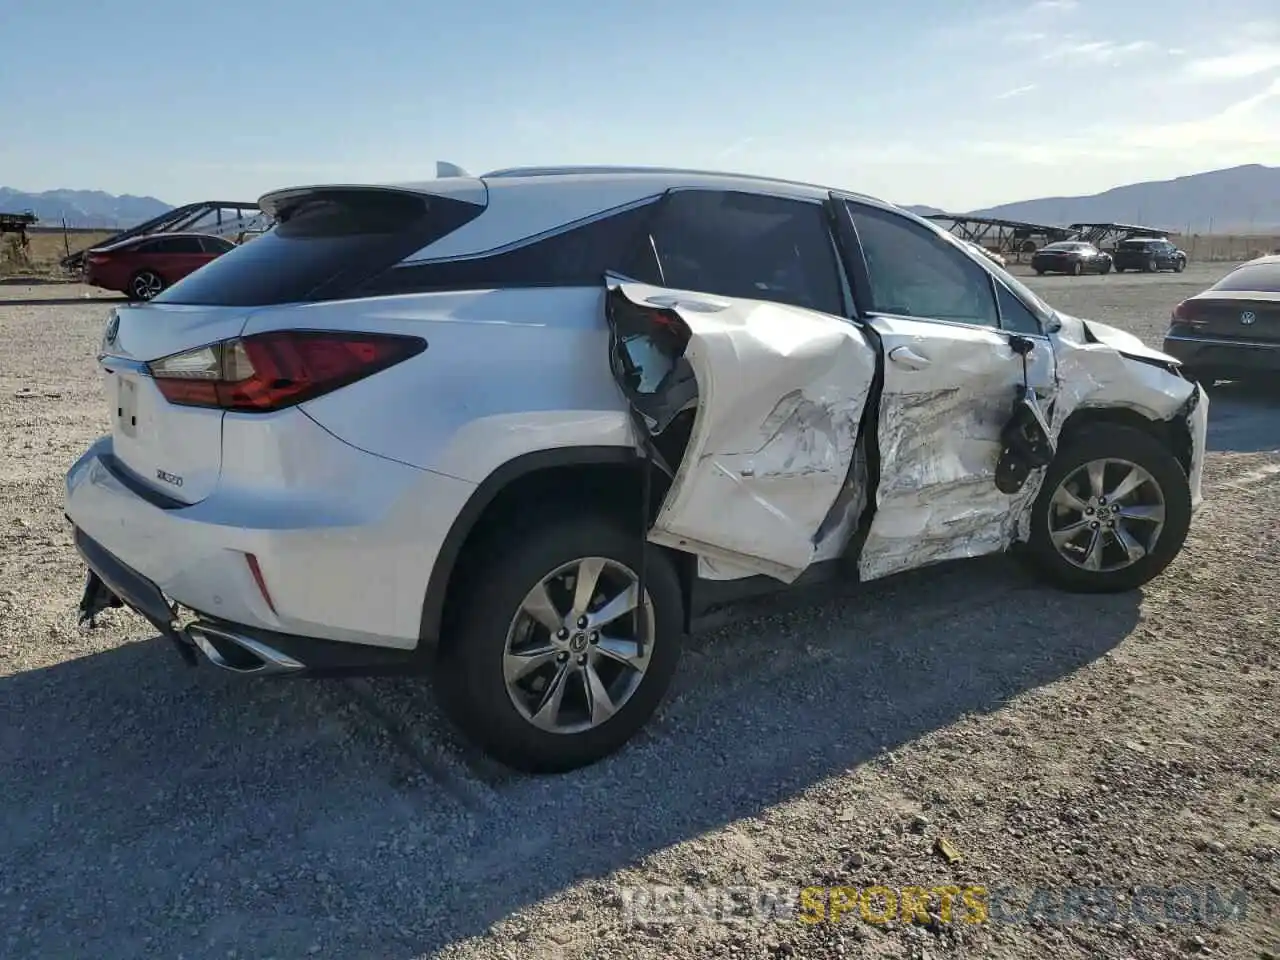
[1,263,1277,960]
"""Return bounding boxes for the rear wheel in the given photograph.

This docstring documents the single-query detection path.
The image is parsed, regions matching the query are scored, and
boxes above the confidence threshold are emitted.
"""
[1174,258,1186,273]
[435,511,684,773]
[1024,424,1191,593]
[1114,265,1125,273]
[1072,261,1083,276]
[128,270,165,301]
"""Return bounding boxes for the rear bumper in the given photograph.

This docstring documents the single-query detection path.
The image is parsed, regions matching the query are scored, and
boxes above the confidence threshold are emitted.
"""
[64,428,477,652]
[1163,334,1280,377]
[74,529,422,675]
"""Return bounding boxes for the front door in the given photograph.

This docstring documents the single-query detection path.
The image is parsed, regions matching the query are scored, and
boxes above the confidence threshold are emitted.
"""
[836,199,1059,581]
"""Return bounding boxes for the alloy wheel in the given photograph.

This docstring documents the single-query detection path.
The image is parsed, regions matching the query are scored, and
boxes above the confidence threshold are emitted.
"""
[1048,458,1166,573]
[503,556,654,735]
[132,271,163,300]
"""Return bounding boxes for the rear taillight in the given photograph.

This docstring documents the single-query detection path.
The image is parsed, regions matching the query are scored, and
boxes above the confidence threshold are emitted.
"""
[147,330,426,411]
[87,254,108,265]
[1171,301,1207,327]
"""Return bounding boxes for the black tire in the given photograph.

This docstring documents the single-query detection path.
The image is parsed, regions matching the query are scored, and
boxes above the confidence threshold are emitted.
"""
[128,269,165,301]
[435,510,684,773]
[1034,269,1045,276]
[1072,261,1083,276]
[1024,424,1192,593]
[1114,266,1125,273]
[1100,261,1112,275]
[1146,257,1159,273]
[1174,258,1186,273]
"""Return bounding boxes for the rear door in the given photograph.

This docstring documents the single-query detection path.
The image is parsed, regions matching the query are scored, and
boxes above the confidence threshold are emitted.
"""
[835,199,1059,581]
[150,235,211,283]
[100,184,490,506]
[606,189,876,582]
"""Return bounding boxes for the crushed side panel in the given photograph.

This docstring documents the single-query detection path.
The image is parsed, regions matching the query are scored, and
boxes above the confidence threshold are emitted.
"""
[608,281,878,583]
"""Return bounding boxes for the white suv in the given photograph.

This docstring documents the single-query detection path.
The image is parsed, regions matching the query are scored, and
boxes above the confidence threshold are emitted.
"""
[66,165,1208,773]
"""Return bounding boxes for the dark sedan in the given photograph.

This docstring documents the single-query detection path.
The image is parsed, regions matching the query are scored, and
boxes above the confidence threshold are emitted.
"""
[1162,255,1280,384]
[1113,237,1187,274]
[1030,241,1112,276]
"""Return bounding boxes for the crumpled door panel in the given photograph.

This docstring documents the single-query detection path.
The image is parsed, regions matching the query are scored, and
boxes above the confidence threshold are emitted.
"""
[606,280,877,583]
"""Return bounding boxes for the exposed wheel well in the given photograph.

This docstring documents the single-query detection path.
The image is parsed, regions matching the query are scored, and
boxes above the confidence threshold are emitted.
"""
[423,451,694,655]
[1057,405,1193,478]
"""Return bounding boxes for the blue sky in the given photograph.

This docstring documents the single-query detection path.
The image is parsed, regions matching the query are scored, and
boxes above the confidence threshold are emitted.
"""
[2,0,1278,211]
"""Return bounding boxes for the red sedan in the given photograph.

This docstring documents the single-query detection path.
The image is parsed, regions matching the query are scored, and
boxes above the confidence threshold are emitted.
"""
[85,232,237,300]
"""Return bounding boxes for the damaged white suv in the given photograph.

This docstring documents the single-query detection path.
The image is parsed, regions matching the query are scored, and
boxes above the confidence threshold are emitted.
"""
[66,165,1208,773]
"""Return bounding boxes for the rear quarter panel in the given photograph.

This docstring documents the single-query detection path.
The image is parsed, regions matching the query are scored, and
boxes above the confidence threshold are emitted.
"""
[243,287,635,482]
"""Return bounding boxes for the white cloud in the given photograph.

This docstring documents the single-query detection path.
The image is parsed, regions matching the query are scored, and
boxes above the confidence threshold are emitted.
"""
[995,84,1037,100]
[1183,43,1280,80]
[967,77,1280,162]
[1028,0,1078,12]
[1043,38,1155,63]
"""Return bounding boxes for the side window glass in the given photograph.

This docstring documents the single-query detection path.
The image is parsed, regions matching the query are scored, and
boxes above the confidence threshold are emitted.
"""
[846,203,999,327]
[200,236,232,254]
[995,282,1042,335]
[359,202,660,296]
[169,237,204,254]
[132,239,160,254]
[646,190,843,315]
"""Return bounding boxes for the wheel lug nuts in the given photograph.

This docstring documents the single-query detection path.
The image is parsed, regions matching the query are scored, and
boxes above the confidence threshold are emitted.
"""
[1085,507,1094,515]
[1090,521,1099,529]
[557,628,568,640]
[577,616,589,629]
[557,652,568,662]
[589,632,599,644]
[576,654,587,665]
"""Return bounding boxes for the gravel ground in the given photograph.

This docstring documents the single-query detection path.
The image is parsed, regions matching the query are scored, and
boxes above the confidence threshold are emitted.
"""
[1,264,1277,960]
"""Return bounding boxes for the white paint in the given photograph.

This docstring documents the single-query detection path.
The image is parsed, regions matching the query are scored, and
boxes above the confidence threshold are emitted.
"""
[612,282,877,583]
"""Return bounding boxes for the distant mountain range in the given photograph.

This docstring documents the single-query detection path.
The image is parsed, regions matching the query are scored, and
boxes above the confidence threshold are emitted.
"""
[5,163,1280,234]
[0,188,172,229]
[906,164,1280,235]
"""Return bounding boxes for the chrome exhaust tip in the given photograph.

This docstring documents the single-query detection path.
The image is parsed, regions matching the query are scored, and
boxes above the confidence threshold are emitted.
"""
[185,622,305,675]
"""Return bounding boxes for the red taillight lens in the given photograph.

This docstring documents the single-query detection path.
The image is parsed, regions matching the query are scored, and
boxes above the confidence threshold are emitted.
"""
[1171,301,1207,327]
[148,330,426,411]
[87,254,108,264]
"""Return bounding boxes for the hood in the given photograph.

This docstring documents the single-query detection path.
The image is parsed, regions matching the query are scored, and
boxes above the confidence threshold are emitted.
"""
[1054,313,1181,366]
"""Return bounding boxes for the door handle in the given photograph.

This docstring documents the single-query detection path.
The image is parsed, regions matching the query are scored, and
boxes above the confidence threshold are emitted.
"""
[888,345,931,370]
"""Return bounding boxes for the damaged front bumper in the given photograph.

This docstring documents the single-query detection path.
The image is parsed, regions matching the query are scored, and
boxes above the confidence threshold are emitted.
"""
[1181,379,1210,514]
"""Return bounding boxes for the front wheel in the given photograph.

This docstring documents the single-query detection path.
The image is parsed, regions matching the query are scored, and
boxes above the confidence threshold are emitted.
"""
[435,511,684,773]
[1024,424,1192,593]
[1146,257,1159,273]
[1071,261,1084,276]
[1174,258,1186,273]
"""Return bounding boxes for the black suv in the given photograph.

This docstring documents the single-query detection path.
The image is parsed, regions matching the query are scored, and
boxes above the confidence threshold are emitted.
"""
[1113,238,1187,274]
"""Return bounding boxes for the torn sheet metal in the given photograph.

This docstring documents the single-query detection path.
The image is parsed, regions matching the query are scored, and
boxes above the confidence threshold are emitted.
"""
[856,316,1057,583]
[607,280,877,583]
[857,311,1205,582]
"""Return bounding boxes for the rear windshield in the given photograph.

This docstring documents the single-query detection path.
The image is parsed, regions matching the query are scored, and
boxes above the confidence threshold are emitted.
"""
[154,190,484,307]
[1209,261,1280,293]
[1120,239,1157,248]
[1042,242,1089,252]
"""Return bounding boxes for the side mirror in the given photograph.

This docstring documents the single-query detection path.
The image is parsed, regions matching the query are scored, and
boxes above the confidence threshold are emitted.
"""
[1044,313,1062,334]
